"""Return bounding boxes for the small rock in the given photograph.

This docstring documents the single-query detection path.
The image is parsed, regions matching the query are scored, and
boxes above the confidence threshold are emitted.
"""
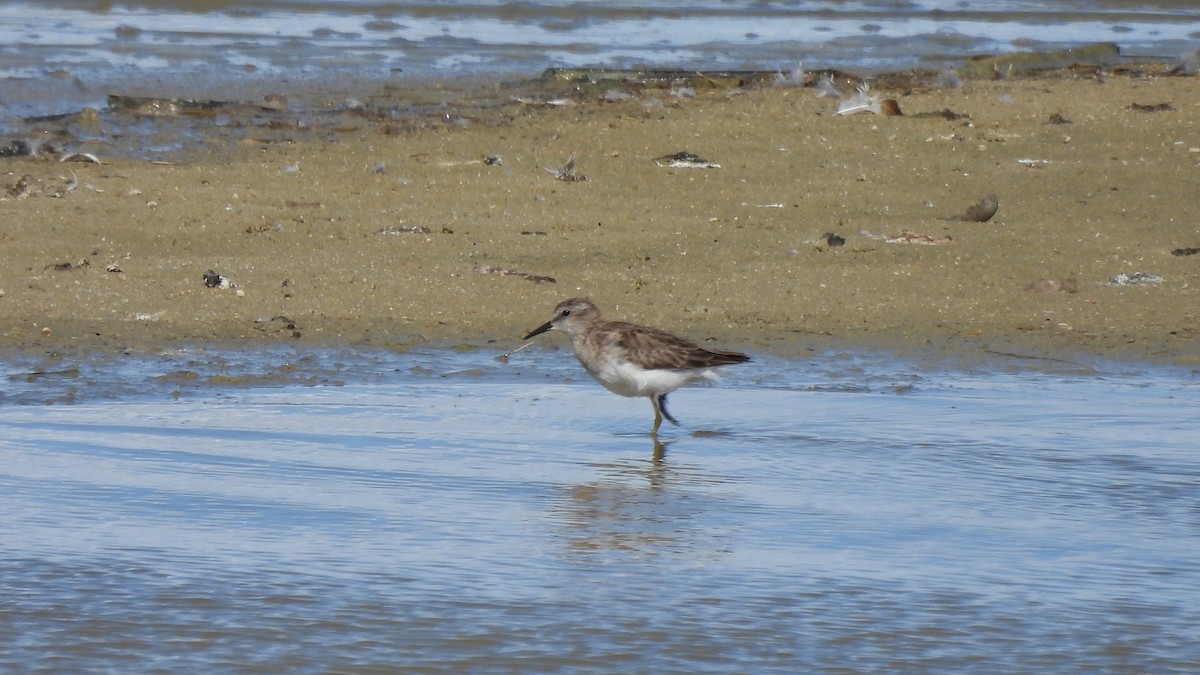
[7,174,36,199]
[818,232,846,250]
[203,270,234,289]
[953,194,999,222]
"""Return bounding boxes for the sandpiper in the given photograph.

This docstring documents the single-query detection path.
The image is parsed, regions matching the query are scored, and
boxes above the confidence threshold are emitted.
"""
[523,298,750,435]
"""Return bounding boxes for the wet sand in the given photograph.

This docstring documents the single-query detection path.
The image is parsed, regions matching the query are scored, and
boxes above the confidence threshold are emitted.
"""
[2,67,1197,364]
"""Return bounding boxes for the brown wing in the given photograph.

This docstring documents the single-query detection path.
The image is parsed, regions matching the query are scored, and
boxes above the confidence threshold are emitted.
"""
[607,321,750,370]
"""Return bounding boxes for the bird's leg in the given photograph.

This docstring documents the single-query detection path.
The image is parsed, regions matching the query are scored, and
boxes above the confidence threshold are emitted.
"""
[649,394,679,436]
[657,394,679,426]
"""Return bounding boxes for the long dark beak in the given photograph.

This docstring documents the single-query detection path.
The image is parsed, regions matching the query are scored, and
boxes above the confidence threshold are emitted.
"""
[523,321,554,340]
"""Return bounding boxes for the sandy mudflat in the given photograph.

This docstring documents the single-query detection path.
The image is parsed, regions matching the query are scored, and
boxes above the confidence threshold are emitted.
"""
[1,66,1197,364]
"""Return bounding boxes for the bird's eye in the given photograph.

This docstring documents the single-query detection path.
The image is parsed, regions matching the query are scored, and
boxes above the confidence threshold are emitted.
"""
[560,309,571,317]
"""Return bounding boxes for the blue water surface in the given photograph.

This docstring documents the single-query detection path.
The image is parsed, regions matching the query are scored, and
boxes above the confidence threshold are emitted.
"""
[1,347,1196,671]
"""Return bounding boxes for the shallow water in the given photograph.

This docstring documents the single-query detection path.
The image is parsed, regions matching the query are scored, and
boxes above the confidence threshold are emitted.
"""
[2,347,1197,671]
[4,0,1197,161]
[2,0,1198,120]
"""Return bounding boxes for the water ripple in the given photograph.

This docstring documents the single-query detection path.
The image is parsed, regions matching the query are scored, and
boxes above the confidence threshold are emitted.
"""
[1,351,1198,670]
